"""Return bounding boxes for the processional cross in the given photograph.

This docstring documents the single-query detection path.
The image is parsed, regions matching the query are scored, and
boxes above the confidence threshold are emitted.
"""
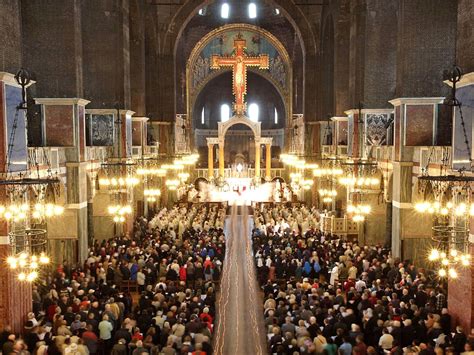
[210,33,269,115]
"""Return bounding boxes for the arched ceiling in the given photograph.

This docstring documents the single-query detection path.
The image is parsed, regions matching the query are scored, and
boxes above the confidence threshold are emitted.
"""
[175,1,306,114]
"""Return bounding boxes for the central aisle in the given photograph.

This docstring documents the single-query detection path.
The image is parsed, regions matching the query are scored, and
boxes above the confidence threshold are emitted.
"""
[213,205,268,355]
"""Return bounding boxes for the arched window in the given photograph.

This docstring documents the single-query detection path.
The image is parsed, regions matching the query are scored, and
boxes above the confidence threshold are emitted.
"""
[221,3,229,19]
[274,107,278,124]
[201,107,205,125]
[249,103,259,122]
[221,104,230,122]
[248,3,257,19]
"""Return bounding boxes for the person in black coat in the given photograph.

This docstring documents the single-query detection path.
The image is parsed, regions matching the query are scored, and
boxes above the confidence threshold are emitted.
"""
[114,324,132,344]
[23,324,40,353]
[440,309,451,335]
[401,319,415,348]
[452,326,467,354]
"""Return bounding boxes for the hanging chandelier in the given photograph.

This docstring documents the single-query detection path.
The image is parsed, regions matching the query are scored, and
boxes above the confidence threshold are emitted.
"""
[3,69,64,281]
[165,179,180,191]
[99,176,139,187]
[7,250,50,282]
[144,189,161,202]
[347,204,371,222]
[319,188,337,203]
[98,161,139,188]
[108,204,132,223]
[416,174,473,278]
[339,159,380,188]
[137,167,167,176]
[414,66,473,279]
[313,168,344,177]
[289,172,313,191]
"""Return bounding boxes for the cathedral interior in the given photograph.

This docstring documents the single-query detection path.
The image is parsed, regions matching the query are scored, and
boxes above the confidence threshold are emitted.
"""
[1,0,474,354]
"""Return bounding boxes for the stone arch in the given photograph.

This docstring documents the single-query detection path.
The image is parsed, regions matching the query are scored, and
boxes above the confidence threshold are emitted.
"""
[219,115,261,139]
[167,0,318,121]
[168,0,316,59]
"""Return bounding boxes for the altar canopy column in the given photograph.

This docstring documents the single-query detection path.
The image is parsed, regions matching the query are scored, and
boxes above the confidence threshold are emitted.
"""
[260,137,273,181]
[206,137,219,179]
[255,139,261,178]
[34,98,90,264]
[0,72,33,333]
[208,144,214,179]
[265,144,271,180]
[218,140,225,178]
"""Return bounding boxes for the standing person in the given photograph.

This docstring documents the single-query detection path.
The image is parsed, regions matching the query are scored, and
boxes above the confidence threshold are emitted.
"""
[338,336,352,355]
[136,268,146,293]
[378,328,394,352]
[82,324,99,355]
[353,335,368,355]
[330,263,339,286]
[99,315,114,354]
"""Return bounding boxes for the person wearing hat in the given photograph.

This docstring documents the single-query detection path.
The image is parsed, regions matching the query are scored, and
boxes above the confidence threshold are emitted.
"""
[81,324,99,355]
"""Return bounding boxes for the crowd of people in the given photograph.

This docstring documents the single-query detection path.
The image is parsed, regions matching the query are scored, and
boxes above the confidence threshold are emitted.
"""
[253,204,472,355]
[4,201,474,355]
[2,204,227,355]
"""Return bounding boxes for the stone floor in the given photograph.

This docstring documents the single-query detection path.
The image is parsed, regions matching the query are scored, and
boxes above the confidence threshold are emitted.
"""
[213,205,268,355]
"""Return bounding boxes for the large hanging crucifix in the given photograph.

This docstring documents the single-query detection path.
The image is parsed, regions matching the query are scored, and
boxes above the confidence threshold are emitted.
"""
[210,33,269,116]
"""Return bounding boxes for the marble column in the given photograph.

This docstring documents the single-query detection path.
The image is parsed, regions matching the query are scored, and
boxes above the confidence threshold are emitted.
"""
[35,98,90,264]
[389,98,443,258]
[255,139,261,178]
[206,137,219,180]
[265,144,271,180]
[260,137,273,181]
[218,141,225,178]
[0,72,33,333]
[86,109,135,238]
[208,144,214,179]
[344,109,363,159]
[132,117,149,218]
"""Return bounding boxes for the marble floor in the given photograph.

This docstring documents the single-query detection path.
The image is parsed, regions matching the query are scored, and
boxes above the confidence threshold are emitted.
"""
[213,205,268,355]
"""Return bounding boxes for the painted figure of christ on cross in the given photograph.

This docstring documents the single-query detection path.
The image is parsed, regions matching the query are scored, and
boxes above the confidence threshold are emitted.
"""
[211,33,269,116]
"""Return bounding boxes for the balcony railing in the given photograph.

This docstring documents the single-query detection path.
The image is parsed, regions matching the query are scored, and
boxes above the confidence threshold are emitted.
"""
[320,214,359,236]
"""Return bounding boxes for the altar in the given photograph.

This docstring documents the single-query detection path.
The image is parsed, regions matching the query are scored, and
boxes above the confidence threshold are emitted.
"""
[207,179,274,206]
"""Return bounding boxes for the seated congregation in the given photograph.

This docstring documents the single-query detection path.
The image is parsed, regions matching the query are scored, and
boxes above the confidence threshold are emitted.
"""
[252,204,469,355]
[1,205,226,355]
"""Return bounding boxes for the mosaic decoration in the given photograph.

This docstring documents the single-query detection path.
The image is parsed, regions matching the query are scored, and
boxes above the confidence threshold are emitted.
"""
[192,56,210,88]
[86,114,114,146]
[191,28,289,94]
[365,113,393,146]
[269,55,286,88]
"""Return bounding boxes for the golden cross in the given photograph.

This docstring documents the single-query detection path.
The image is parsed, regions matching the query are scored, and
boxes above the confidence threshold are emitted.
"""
[211,34,269,116]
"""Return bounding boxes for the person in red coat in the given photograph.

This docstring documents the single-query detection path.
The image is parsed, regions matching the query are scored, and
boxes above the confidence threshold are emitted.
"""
[179,265,187,282]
